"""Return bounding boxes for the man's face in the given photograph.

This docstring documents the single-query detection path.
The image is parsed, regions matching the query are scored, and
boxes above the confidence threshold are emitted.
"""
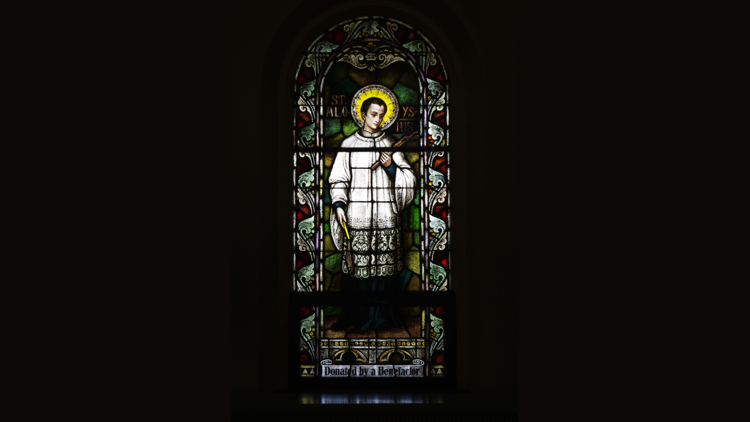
[364,103,385,132]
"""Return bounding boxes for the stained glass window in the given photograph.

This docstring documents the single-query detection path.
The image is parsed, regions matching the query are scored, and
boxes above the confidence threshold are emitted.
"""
[291,16,451,387]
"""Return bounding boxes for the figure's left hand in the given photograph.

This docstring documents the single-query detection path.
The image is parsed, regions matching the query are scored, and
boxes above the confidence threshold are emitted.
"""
[379,151,392,168]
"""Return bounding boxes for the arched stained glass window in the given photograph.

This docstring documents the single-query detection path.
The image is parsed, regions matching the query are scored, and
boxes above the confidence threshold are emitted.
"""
[291,16,452,388]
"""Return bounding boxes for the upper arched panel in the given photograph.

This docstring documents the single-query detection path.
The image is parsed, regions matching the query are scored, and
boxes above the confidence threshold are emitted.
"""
[293,16,449,150]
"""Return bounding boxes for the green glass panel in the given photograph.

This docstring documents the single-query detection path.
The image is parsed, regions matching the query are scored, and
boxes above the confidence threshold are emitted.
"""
[324,184,331,204]
[407,204,419,230]
[324,118,341,137]
[324,152,335,169]
[413,188,419,205]
[324,133,345,148]
[414,231,420,246]
[323,306,342,316]
[343,120,358,136]
[324,233,334,253]
[376,62,405,88]
[324,222,330,233]
[323,270,333,290]
[403,306,421,316]
[404,229,413,250]
[407,273,421,291]
[348,66,377,87]
[405,247,420,275]
[393,82,419,106]
[325,251,342,273]
[398,67,420,90]
[402,205,412,231]
[327,62,348,84]
[395,268,412,290]
[332,76,359,96]
[330,271,342,291]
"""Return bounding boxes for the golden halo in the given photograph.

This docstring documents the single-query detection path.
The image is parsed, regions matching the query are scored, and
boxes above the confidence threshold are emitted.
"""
[350,84,399,131]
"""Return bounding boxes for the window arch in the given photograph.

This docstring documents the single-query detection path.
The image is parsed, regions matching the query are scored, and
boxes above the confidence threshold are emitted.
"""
[291,15,453,388]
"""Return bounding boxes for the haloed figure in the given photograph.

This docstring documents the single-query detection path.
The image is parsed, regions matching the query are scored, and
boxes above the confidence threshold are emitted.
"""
[328,89,416,332]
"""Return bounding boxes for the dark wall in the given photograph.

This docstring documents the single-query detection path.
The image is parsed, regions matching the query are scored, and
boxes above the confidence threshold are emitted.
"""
[232,0,516,410]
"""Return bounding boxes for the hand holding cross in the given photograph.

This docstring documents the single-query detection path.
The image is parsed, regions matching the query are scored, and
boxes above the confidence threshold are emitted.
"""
[370,131,421,170]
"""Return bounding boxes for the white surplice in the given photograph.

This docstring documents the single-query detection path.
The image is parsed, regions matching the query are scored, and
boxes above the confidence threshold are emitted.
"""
[329,130,416,278]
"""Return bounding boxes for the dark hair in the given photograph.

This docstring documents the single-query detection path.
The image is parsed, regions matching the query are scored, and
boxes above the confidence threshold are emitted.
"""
[360,97,387,117]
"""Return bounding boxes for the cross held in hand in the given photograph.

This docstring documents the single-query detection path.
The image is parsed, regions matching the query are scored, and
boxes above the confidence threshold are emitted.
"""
[370,131,421,170]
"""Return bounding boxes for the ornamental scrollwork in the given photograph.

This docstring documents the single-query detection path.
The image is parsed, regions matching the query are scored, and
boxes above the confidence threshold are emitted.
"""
[300,312,316,356]
[297,123,315,147]
[428,122,445,146]
[338,45,404,71]
[429,312,445,354]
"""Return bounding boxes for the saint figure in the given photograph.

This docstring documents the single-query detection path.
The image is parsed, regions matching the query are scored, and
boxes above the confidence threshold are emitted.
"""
[328,85,416,331]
